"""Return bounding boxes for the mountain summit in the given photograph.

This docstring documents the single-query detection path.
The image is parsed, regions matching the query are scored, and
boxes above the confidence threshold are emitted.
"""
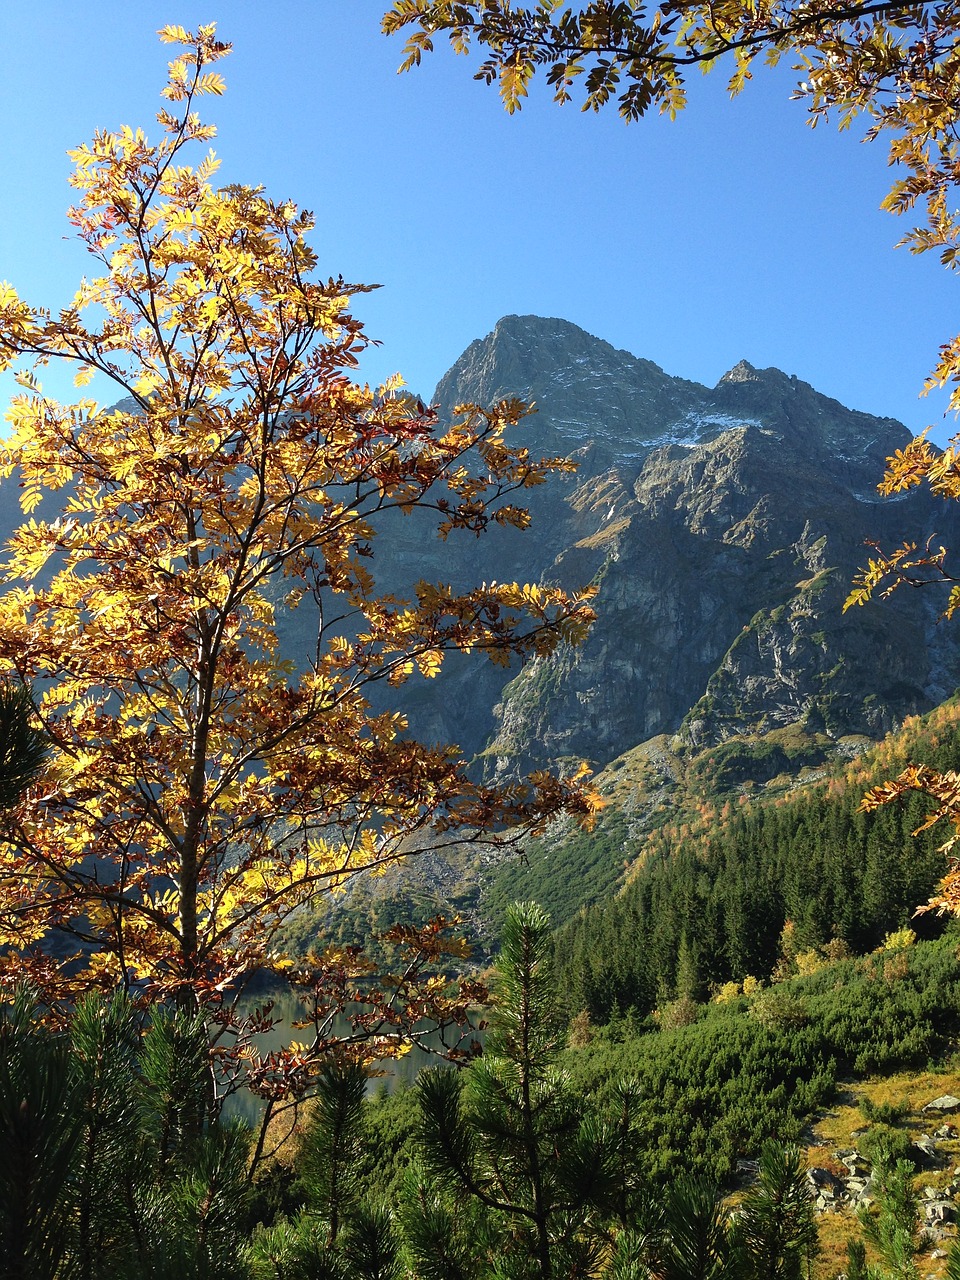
[401,316,960,774]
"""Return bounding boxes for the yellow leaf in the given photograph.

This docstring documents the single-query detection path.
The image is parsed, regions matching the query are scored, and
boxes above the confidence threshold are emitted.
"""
[158,24,191,43]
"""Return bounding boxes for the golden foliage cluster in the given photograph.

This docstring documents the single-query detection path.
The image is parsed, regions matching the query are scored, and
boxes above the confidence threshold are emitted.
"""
[0,26,600,1104]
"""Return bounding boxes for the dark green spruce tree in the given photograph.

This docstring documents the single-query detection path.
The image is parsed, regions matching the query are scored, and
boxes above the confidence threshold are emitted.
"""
[0,682,65,1280]
[731,1142,818,1280]
[1,990,253,1280]
[403,901,621,1280]
[245,1062,401,1280]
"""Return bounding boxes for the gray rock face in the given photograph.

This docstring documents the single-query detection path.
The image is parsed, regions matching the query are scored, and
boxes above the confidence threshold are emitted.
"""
[913,1135,942,1166]
[924,1200,956,1223]
[413,315,960,777]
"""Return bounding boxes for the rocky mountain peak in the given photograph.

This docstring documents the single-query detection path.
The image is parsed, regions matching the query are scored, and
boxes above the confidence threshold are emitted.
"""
[719,359,760,384]
[434,318,908,485]
[716,359,807,394]
[417,317,960,778]
[12,315,945,792]
[433,316,705,457]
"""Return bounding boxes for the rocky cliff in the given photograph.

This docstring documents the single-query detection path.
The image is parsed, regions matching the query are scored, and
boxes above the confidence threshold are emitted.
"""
[390,315,960,778]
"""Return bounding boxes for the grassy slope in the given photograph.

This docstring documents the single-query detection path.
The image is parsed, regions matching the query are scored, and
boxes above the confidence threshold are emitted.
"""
[807,1068,960,1279]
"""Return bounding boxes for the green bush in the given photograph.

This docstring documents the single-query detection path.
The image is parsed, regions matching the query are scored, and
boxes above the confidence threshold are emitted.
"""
[859,1124,914,1170]
[557,933,960,1185]
[859,1097,910,1127]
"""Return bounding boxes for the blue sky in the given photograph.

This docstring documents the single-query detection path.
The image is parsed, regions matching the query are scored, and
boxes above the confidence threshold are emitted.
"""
[1,1,957,441]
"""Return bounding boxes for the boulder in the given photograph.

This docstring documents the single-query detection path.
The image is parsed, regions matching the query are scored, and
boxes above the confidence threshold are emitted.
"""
[912,1135,940,1165]
[922,1200,956,1224]
[922,1096,960,1114]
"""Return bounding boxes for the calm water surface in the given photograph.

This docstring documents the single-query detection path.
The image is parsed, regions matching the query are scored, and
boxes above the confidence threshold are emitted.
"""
[222,986,481,1125]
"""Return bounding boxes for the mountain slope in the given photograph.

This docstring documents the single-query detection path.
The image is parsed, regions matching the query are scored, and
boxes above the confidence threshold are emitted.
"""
[5,316,956,963]
[435,320,960,777]
[276,317,960,955]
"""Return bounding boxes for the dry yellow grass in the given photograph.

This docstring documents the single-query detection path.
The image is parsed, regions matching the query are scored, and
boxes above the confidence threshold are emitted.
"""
[801,1069,960,1278]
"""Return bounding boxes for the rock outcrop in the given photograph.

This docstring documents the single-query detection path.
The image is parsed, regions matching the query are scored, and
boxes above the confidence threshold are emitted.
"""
[409,315,960,778]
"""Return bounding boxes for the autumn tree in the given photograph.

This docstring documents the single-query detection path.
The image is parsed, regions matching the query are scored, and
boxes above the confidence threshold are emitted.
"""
[0,24,597,1108]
